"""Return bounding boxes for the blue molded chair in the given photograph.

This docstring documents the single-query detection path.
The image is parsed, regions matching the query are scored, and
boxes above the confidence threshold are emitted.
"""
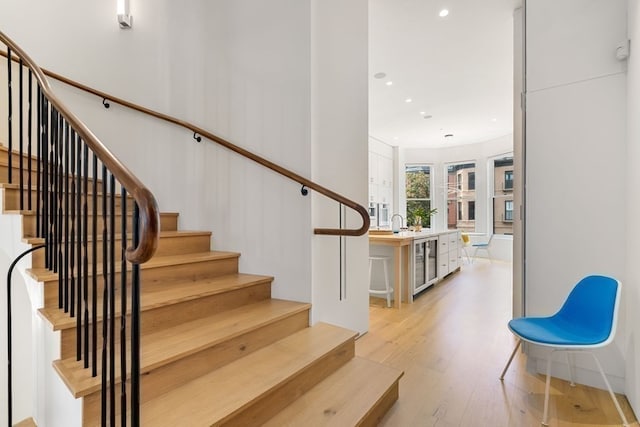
[499,275,628,426]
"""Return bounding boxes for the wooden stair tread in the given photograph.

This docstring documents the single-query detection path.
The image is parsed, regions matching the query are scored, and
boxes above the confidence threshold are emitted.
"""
[22,229,211,245]
[143,273,273,308]
[263,357,404,426]
[53,299,311,397]
[39,273,274,330]
[26,250,240,282]
[139,322,356,426]
[13,417,37,427]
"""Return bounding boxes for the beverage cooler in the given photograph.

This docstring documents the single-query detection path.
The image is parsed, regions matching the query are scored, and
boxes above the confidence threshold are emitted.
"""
[412,238,438,295]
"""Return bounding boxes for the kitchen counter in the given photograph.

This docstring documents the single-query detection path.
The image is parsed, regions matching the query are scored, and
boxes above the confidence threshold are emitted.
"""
[369,229,460,309]
[369,229,450,242]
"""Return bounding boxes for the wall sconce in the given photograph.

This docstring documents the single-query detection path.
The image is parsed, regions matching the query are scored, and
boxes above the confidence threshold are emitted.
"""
[117,0,132,29]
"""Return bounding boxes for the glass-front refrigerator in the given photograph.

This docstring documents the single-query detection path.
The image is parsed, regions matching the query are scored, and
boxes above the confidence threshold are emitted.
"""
[412,238,438,295]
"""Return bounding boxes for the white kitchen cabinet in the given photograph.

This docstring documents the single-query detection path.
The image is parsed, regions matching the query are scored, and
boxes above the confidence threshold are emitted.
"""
[369,153,379,185]
[438,231,461,279]
[368,152,393,205]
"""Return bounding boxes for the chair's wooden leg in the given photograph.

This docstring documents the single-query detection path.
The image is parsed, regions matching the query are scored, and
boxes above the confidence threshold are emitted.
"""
[500,339,521,380]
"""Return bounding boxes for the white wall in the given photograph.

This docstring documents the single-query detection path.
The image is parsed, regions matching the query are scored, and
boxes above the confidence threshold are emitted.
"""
[512,6,525,319]
[401,134,514,261]
[311,0,369,334]
[1,0,370,423]
[2,0,314,304]
[626,0,640,415]
[525,0,628,391]
[0,216,35,425]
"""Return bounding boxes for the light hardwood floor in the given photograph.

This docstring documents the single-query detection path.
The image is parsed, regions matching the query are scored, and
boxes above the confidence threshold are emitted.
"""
[356,260,638,427]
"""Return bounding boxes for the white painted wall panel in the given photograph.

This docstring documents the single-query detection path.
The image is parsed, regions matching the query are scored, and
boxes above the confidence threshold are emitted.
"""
[626,0,640,415]
[311,0,369,334]
[527,0,627,92]
[525,0,627,391]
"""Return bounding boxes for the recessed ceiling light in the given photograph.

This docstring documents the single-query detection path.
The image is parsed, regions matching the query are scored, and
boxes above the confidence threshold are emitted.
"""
[393,136,399,140]
[439,9,449,17]
[491,118,498,122]
[420,111,426,115]
[386,81,393,86]
[405,98,412,103]
[374,72,386,79]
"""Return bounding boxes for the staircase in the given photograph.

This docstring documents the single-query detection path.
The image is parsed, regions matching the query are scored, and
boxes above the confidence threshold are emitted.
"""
[1,144,403,426]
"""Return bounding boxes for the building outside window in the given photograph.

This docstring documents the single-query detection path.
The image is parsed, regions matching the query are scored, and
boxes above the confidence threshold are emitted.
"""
[493,155,514,235]
[504,170,514,190]
[504,200,513,221]
[446,162,476,232]
[406,164,434,227]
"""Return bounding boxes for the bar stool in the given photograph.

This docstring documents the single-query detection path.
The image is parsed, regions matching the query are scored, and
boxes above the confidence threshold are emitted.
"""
[369,256,393,308]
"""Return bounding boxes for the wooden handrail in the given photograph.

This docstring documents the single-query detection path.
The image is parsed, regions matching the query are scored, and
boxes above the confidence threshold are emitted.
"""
[0,32,160,262]
[1,49,370,236]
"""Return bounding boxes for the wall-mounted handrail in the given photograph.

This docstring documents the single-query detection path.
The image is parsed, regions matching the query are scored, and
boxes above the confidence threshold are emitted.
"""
[1,48,370,236]
[0,33,160,262]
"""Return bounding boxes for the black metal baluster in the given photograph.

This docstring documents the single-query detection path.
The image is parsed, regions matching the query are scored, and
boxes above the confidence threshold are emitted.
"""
[63,122,70,312]
[42,99,49,265]
[82,138,90,369]
[74,136,82,320]
[7,48,12,184]
[57,113,64,309]
[75,138,82,358]
[28,70,32,211]
[19,59,23,209]
[36,88,42,237]
[120,186,128,427]
[109,173,116,427]
[101,164,109,426]
[68,131,76,314]
[51,108,58,275]
[81,142,89,364]
[131,203,141,427]
[92,154,98,377]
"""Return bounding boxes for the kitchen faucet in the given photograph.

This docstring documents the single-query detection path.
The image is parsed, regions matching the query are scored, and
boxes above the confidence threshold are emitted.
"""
[391,214,404,233]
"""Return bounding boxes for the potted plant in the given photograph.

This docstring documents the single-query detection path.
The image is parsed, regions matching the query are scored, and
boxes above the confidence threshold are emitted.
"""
[407,206,438,230]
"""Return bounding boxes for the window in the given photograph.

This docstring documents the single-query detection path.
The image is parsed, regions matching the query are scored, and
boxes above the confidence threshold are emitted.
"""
[446,162,476,232]
[406,165,434,227]
[504,170,513,190]
[504,200,513,221]
[493,155,514,235]
[468,172,475,190]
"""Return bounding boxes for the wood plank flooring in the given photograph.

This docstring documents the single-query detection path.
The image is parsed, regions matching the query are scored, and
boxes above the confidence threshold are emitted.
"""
[356,260,638,427]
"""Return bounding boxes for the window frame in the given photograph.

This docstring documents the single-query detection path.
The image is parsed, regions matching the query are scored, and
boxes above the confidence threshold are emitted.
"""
[445,161,477,232]
[504,200,513,221]
[490,153,514,235]
[405,164,434,228]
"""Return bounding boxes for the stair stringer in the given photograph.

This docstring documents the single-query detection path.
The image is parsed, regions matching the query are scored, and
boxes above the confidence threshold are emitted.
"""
[0,189,83,427]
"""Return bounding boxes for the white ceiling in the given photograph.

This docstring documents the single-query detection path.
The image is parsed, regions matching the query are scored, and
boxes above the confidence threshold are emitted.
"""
[369,0,522,148]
